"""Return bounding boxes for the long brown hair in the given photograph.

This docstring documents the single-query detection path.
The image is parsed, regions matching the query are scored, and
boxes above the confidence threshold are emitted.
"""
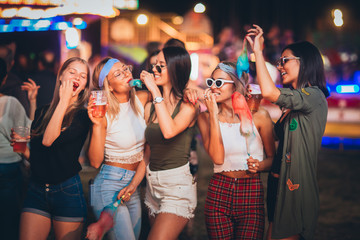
[33,57,90,136]
[92,57,141,122]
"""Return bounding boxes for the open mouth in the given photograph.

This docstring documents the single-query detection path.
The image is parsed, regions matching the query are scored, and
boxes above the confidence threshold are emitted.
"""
[73,82,79,91]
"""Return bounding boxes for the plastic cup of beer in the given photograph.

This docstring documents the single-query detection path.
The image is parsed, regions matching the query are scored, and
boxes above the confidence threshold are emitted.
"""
[91,90,107,118]
[247,84,262,113]
[13,126,30,153]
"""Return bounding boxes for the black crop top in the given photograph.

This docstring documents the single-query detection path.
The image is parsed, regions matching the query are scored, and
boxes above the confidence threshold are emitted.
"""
[29,105,91,184]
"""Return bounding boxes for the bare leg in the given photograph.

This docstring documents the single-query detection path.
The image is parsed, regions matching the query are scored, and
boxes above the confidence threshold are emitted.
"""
[53,220,83,240]
[147,213,189,240]
[19,212,51,240]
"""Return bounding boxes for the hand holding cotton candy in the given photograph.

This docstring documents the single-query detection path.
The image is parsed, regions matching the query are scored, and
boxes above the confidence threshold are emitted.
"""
[128,79,142,88]
[86,197,124,240]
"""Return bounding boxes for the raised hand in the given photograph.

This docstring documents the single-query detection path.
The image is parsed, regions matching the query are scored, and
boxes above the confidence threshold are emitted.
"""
[246,24,264,53]
[140,70,158,95]
[202,88,219,116]
[87,94,107,125]
[183,88,199,105]
[21,78,40,102]
[59,79,73,105]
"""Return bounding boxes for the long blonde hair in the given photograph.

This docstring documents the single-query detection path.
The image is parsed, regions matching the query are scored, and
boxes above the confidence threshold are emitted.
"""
[92,57,141,122]
[33,57,90,136]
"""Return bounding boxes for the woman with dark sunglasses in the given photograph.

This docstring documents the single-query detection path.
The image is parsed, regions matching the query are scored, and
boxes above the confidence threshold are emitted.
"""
[140,46,198,240]
[247,25,329,240]
[197,61,275,239]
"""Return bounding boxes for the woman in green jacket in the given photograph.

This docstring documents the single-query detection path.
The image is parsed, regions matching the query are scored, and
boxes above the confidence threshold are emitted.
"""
[247,25,329,240]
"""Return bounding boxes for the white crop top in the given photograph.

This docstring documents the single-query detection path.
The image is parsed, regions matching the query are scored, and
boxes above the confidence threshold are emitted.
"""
[214,121,265,173]
[104,96,146,164]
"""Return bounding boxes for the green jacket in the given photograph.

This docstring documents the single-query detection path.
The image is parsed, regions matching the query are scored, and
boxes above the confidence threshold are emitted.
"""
[272,86,328,240]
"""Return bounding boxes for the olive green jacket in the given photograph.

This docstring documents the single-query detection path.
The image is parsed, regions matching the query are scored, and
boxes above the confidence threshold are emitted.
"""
[272,86,328,240]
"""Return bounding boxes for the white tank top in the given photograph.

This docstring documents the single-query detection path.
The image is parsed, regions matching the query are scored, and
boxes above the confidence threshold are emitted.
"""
[214,121,265,173]
[104,96,146,164]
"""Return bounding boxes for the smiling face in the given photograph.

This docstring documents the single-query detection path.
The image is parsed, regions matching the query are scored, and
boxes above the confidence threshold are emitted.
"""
[106,62,133,93]
[152,51,169,87]
[60,61,88,95]
[277,49,300,88]
[209,69,235,102]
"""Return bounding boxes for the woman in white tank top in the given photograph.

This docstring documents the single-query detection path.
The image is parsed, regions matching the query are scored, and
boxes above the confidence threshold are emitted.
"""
[87,57,150,240]
[197,61,275,239]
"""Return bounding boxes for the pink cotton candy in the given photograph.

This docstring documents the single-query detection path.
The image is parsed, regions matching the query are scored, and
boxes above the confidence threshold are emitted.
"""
[231,92,253,137]
[86,211,114,240]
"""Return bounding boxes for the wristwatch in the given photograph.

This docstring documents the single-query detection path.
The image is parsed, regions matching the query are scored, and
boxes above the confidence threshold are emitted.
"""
[153,96,164,104]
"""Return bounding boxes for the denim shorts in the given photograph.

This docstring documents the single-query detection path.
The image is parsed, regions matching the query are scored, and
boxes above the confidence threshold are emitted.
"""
[145,163,197,219]
[22,174,87,222]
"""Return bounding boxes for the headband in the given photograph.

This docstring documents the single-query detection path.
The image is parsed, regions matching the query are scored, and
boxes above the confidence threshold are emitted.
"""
[216,62,245,88]
[99,58,119,89]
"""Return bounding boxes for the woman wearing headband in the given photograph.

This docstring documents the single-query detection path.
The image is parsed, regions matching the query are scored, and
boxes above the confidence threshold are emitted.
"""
[140,46,198,239]
[87,57,150,240]
[246,25,329,240]
[197,61,275,239]
[19,57,91,240]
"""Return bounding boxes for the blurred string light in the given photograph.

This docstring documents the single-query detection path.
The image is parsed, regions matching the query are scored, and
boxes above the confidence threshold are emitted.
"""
[136,14,148,25]
[335,85,359,94]
[194,3,206,13]
[65,27,80,49]
[332,9,343,27]
[190,53,199,81]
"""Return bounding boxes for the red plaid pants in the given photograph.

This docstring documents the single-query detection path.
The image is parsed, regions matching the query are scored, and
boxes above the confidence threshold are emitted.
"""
[205,173,265,240]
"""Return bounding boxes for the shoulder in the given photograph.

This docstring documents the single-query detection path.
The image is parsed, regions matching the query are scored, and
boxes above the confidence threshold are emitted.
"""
[179,100,196,112]
[253,107,273,128]
[135,90,151,107]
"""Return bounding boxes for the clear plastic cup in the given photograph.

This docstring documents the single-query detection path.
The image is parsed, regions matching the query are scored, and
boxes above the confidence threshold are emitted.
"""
[91,90,107,118]
[13,126,30,153]
[247,84,262,113]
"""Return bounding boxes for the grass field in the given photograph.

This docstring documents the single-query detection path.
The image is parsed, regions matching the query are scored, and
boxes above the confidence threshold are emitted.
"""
[80,145,360,240]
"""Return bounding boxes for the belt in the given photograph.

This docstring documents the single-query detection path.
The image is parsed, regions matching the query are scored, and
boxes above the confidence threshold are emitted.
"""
[220,170,259,179]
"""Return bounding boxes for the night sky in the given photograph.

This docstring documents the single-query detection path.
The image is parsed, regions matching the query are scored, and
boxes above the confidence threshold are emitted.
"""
[140,0,360,41]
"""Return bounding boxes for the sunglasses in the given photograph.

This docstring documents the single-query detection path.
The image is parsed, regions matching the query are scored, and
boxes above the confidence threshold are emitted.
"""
[108,65,133,81]
[152,64,167,73]
[276,57,300,67]
[206,78,234,88]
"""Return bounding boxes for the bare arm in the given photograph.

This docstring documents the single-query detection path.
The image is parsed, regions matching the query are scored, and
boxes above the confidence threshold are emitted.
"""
[117,160,146,201]
[42,79,73,146]
[21,78,39,121]
[246,24,281,102]
[141,70,196,139]
[197,112,224,165]
[87,96,107,168]
[247,108,275,173]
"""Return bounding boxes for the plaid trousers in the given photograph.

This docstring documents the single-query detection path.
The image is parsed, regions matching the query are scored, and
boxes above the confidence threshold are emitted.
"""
[205,173,265,240]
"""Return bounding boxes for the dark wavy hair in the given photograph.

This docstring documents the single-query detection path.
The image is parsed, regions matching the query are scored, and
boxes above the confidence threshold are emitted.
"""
[162,46,191,100]
[282,41,329,97]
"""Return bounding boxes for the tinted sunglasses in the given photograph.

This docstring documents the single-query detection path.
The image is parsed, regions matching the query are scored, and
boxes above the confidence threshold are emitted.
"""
[276,57,300,67]
[152,64,167,73]
[206,78,234,88]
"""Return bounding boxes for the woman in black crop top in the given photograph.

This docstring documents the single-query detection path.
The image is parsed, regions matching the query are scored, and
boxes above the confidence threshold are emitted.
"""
[17,57,91,240]
[140,46,198,240]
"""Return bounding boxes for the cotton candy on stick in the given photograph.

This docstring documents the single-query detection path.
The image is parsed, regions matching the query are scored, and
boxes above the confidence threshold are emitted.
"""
[231,92,254,156]
[86,196,124,240]
[129,79,142,88]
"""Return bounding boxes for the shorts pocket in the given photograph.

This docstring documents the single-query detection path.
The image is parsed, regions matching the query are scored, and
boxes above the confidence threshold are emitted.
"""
[61,183,81,197]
